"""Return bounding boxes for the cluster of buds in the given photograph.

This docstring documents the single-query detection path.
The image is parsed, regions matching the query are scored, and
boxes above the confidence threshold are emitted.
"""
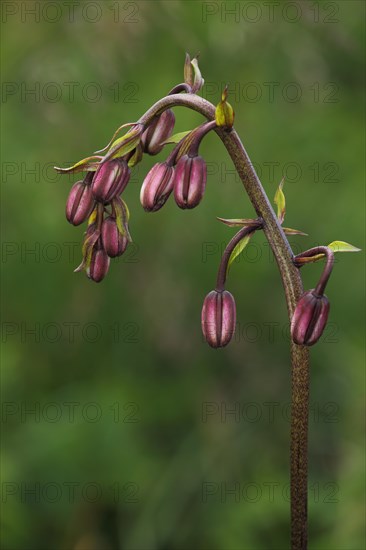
[55,54,222,282]
[56,53,359,351]
[57,123,142,282]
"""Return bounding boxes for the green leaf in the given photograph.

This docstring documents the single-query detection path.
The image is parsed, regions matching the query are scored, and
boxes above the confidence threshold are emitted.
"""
[283,227,308,236]
[161,130,192,145]
[217,217,259,228]
[94,122,140,154]
[54,155,102,174]
[227,234,252,272]
[104,126,142,161]
[274,177,286,224]
[114,198,132,242]
[328,241,361,253]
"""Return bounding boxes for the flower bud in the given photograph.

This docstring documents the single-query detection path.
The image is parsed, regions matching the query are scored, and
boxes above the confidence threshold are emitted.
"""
[66,180,95,226]
[140,162,175,212]
[174,155,207,209]
[201,290,236,348]
[141,110,175,155]
[86,240,110,283]
[92,159,130,203]
[291,290,330,346]
[101,216,129,258]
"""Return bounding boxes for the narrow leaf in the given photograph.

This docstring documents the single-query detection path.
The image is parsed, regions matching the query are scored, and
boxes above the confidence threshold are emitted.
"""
[54,156,102,174]
[227,234,252,272]
[283,227,308,236]
[94,122,140,154]
[114,198,132,242]
[328,240,361,253]
[161,130,191,145]
[217,217,259,228]
[274,177,286,224]
[103,126,142,162]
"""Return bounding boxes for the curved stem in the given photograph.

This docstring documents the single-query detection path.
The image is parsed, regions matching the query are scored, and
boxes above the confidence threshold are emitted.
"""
[216,221,262,291]
[139,93,310,549]
[187,120,217,157]
[294,246,334,297]
[168,82,192,94]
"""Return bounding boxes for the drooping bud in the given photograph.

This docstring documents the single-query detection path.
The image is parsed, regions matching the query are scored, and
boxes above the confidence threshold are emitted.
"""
[140,162,175,212]
[201,290,236,348]
[141,110,175,155]
[66,179,95,226]
[92,159,130,203]
[101,216,129,258]
[173,154,207,209]
[291,290,330,346]
[86,239,110,283]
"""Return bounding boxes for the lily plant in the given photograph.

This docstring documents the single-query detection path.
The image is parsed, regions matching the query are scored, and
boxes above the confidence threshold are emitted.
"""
[55,54,360,550]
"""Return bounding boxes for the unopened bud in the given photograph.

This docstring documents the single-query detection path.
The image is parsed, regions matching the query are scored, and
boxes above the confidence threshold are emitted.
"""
[215,86,234,129]
[101,216,129,258]
[92,159,130,203]
[291,290,330,346]
[140,162,175,212]
[86,240,110,283]
[66,180,95,226]
[201,290,236,348]
[141,110,175,155]
[174,154,207,209]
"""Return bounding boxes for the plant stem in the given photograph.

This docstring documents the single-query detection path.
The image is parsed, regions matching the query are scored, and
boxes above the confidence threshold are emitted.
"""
[215,221,263,292]
[139,94,310,549]
[294,246,334,296]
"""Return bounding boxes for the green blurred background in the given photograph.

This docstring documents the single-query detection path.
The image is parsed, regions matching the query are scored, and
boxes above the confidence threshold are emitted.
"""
[1,1,365,549]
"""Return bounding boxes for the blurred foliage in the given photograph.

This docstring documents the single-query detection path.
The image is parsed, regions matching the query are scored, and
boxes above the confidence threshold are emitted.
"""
[1,1,365,549]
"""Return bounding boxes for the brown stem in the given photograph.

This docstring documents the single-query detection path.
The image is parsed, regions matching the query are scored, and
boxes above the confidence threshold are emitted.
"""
[139,93,310,549]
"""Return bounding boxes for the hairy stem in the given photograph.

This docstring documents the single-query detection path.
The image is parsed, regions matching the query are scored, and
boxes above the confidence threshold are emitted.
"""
[139,93,310,549]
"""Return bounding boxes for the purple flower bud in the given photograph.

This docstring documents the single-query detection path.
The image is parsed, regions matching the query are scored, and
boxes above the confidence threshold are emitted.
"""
[141,109,175,155]
[291,290,330,346]
[65,180,95,226]
[174,154,207,209]
[140,162,175,212]
[92,159,130,203]
[86,240,110,283]
[201,290,236,348]
[101,216,129,258]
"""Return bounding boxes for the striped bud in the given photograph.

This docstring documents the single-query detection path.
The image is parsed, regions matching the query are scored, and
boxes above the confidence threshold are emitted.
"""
[141,110,175,155]
[92,159,130,203]
[291,290,330,346]
[174,155,207,209]
[201,290,236,348]
[86,240,110,283]
[101,216,129,258]
[66,180,95,226]
[140,162,175,212]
